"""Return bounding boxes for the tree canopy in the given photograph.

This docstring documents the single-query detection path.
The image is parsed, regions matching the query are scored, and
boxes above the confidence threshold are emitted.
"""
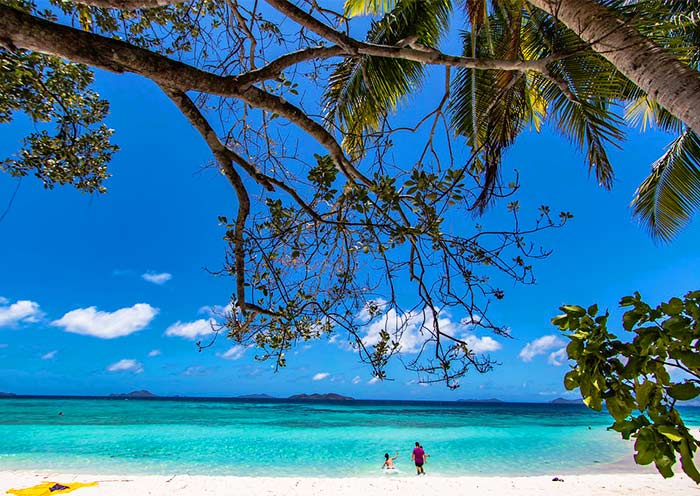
[1,0,699,386]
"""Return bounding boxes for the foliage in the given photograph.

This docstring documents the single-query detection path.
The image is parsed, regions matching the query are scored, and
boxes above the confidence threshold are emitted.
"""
[449,0,625,209]
[0,48,116,192]
[1,0,699,386]
[324,0,451,159]
[553,291,700,482]
[617,0,700,240]
[339,0,700,236]
[631,130,700,243]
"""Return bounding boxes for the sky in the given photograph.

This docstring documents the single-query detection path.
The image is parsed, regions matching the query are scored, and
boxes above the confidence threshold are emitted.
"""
[1,64,699,402]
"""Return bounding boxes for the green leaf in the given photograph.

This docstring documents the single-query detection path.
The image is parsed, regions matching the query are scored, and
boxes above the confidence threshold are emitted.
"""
[620,295,639,307]
[635,380,655,410]
[583,393,602,411]
[658,425,684,442]
[611,419,636,439]
[623,309,642,331]
[634,438,655,465]
[680,438,700,484]
[562,305,586,317]
[552,314,568,327]
[668,382,700,401]
[566,339,583,360]
[674,350,700,370]
[661,297,685,315]
[655,453,676,478]
[564,371,579,390]
[662,315,690,333]
[606,396,631,421]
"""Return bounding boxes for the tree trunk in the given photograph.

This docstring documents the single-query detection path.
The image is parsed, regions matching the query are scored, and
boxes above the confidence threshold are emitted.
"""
[528,0,700,136]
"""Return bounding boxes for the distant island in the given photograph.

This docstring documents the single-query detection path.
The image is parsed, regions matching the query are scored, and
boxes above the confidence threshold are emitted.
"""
[236,394,277,399]
[109,390,158,398]
[550,397,582,405]
[0,392,16,398]
[457,398,503,403]
[288,393,354,401]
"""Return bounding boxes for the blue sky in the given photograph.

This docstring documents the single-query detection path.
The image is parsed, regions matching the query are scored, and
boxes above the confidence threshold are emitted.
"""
[1,67,699,402]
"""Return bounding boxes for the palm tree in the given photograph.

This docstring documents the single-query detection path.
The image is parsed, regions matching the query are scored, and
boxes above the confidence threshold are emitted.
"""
[620,0,700,241]
[331,0,700,239]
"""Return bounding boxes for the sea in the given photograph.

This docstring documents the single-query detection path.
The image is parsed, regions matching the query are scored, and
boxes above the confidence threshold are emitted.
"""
[1,397,698,477]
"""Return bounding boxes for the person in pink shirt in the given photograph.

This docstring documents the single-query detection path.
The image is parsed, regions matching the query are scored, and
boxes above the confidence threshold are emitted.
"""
[411,441,426,475]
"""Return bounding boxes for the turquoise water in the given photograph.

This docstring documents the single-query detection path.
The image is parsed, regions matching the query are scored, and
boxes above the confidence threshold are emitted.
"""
[1,398,698,477]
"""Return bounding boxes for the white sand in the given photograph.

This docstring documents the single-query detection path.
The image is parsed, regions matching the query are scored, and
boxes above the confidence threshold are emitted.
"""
[1,470,698,495]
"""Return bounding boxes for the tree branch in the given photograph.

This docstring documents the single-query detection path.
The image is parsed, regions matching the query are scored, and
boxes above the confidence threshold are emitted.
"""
[236,46,344,86]
[264,0,553,72]
[70,0,188,9]
[160,85,253,314]
[264,0,360,51]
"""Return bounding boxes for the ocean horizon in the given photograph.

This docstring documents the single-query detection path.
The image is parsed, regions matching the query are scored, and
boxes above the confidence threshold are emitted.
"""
[3,397,698,478]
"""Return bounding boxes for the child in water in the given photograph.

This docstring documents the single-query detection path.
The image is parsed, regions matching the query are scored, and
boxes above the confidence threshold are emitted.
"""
[382,452,399,470]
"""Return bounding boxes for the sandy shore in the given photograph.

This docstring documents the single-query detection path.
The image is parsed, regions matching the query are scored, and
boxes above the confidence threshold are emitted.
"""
[1,470,698,495]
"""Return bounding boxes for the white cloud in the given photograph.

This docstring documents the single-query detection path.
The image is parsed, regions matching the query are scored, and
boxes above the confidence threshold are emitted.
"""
[519,335,566,362]
[218,345,246,361]
[548,347,569,366]
[313,372,330,381]
[357,305,501,356]
[52,303,158,339]
[165,319,216,339]
[463,335,501,353]
[106,359,143,374]
[199,303,234,318]
[352,376,361,385]
[142,272,172,285]
[407,379,429,387]
[356,298,388,323]
[41,350,57,360]
[148,349,161,357]
[360,308,425,354]
[183,365,211,376]
[0,299,43,327]
[328,333,356,352]
[368,376,380,384]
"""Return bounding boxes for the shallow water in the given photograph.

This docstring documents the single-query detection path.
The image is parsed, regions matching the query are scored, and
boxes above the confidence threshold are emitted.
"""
[1,398,697,477]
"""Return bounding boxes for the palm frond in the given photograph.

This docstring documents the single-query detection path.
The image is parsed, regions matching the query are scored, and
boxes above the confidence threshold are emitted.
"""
[632,129,700,242]
[537,53,625,189]
[625,96,684,134]
[344,0,398,17]
[450,5,541,210]
[324,0,452,159]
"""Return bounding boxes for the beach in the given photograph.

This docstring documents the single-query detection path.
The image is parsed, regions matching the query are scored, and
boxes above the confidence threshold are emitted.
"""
[1,470,698,495]
[2,398,699,494]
